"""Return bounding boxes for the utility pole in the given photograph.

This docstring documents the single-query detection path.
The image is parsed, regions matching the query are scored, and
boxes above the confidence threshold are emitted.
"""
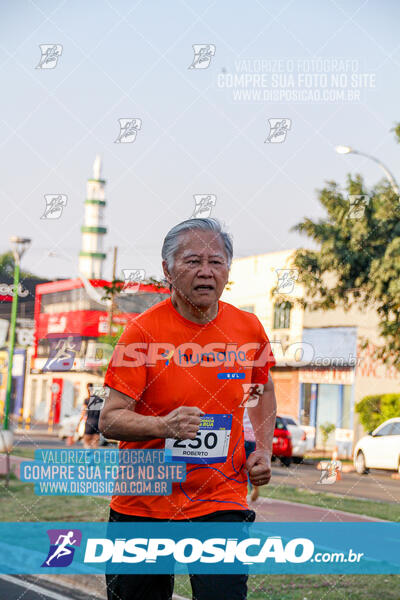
[107,246,118,335]
[4,237,31,430]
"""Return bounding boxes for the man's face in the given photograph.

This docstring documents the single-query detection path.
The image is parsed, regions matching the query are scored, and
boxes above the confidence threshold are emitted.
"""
[163,230,230,309]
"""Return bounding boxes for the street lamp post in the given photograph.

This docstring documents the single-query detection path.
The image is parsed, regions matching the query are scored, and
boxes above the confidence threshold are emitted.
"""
[335,145,400,195]
[3,236,31,430]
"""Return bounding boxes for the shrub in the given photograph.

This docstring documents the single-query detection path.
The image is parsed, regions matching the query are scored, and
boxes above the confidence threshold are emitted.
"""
[355,394,400,432]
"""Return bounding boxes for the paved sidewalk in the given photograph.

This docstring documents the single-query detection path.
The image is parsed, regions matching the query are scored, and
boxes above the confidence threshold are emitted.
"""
[0,453,30,478]
[252,496,381,522]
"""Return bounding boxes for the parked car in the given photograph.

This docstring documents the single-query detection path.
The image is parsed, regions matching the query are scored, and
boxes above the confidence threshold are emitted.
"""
[58,411,85,442]
[354,417,400,474]
[280,415,307,463]
[272,416,293,467]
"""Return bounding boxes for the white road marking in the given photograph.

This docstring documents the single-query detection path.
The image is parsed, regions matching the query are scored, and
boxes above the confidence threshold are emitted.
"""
[0,574,72,600]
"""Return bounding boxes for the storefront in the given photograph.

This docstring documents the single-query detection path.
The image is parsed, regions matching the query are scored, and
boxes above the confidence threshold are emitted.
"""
[24,277,170,426]
[0,348,29,423]
[270,367,300,419]
[299,367,355,456]
[24,370,96,426]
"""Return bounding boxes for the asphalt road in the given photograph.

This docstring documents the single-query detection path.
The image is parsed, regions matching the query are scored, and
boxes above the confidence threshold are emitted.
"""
[0,574,186,600]
[270,462,400,503]
[0,574,103,600]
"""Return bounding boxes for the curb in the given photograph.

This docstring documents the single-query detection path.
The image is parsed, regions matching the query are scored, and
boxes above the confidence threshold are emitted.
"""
[14,428,60,437]
[24,573,106,599]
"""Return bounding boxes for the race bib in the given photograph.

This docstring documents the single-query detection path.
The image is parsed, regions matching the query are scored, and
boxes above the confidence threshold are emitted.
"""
[165,414,232,464]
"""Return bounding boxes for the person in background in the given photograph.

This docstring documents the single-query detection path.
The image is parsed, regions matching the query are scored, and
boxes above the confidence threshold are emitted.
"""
[244,407,259,502]
[78,383,100,449]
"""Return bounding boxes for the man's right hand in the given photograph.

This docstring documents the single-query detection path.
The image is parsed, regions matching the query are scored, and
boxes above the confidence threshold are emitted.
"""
[160,406,204,440]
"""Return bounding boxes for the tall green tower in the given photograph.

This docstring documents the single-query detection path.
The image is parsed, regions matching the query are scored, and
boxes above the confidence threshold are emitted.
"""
[79,156,107,279]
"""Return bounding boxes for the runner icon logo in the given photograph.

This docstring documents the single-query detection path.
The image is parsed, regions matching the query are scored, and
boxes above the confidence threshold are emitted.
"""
[114,119,142,143]
[188,45,216,69]
[265,118,291,143]
[41,529,82,567]
[275,269,299,294]
[348,195,369,219]
[41,194,68,220]
[43,335,82,372]
[121,269,146,293]
[317,460,342,485]
[191,194,217,218]
[240,383,264,407]
[36,44,63,69]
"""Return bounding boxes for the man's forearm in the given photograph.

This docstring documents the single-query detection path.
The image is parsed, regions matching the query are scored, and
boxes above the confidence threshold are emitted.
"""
[247,380,277,453]
[99,410,165,442]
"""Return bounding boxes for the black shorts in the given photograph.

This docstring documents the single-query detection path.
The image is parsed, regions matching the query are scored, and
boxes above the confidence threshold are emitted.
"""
[244,440,256,460]
[106,507,256,600]
[84,422,99,435]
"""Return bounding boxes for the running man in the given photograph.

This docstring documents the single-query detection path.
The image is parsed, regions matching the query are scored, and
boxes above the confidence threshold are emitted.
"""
[100,218,277,600]
[45,531,77,566]
[45,335,76,370]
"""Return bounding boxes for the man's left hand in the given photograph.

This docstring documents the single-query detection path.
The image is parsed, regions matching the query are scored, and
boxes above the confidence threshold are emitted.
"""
[246,450,272,486]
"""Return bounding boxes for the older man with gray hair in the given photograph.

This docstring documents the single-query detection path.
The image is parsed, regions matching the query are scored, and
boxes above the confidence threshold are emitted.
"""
[100,218,276,600]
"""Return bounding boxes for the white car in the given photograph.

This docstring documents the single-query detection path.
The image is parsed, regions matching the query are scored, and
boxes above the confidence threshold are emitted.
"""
[58,411,85,442]
[281,415,307,463]
[354,418,400,474]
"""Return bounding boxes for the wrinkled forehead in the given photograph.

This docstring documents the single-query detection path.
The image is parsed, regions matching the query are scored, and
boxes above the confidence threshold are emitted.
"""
[175,230,228,260]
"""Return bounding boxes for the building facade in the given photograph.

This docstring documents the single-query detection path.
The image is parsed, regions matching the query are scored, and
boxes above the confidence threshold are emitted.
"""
[222,250,400,455]
[0,275,50,425]
[24,279,170,427]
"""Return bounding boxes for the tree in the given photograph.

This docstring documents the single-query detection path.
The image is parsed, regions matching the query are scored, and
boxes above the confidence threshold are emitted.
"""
[101,275,168,300]
[96,327,124,375]
[356,393,400,432]
[319,422,336,454]
[293,125,400,368]
[0,251,43,280]
[0,252,15,278]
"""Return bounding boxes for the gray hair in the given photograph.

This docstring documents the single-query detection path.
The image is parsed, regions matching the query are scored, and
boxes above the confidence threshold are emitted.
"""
[162,218,233,270]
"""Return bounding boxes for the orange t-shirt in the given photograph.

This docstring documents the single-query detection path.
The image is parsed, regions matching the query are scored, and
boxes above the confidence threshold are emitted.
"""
[104,298,275,519]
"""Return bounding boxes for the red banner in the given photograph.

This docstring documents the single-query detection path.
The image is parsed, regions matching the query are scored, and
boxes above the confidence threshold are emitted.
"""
[50,378,63,425]
[36,310,134,340]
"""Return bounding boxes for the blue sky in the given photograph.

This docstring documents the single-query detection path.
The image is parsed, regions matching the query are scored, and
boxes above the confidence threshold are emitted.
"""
[1,0,400,281]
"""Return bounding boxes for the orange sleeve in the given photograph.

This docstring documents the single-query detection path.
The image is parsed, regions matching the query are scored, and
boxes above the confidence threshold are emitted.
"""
[104,320,147,401]
[251,317,276,384]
